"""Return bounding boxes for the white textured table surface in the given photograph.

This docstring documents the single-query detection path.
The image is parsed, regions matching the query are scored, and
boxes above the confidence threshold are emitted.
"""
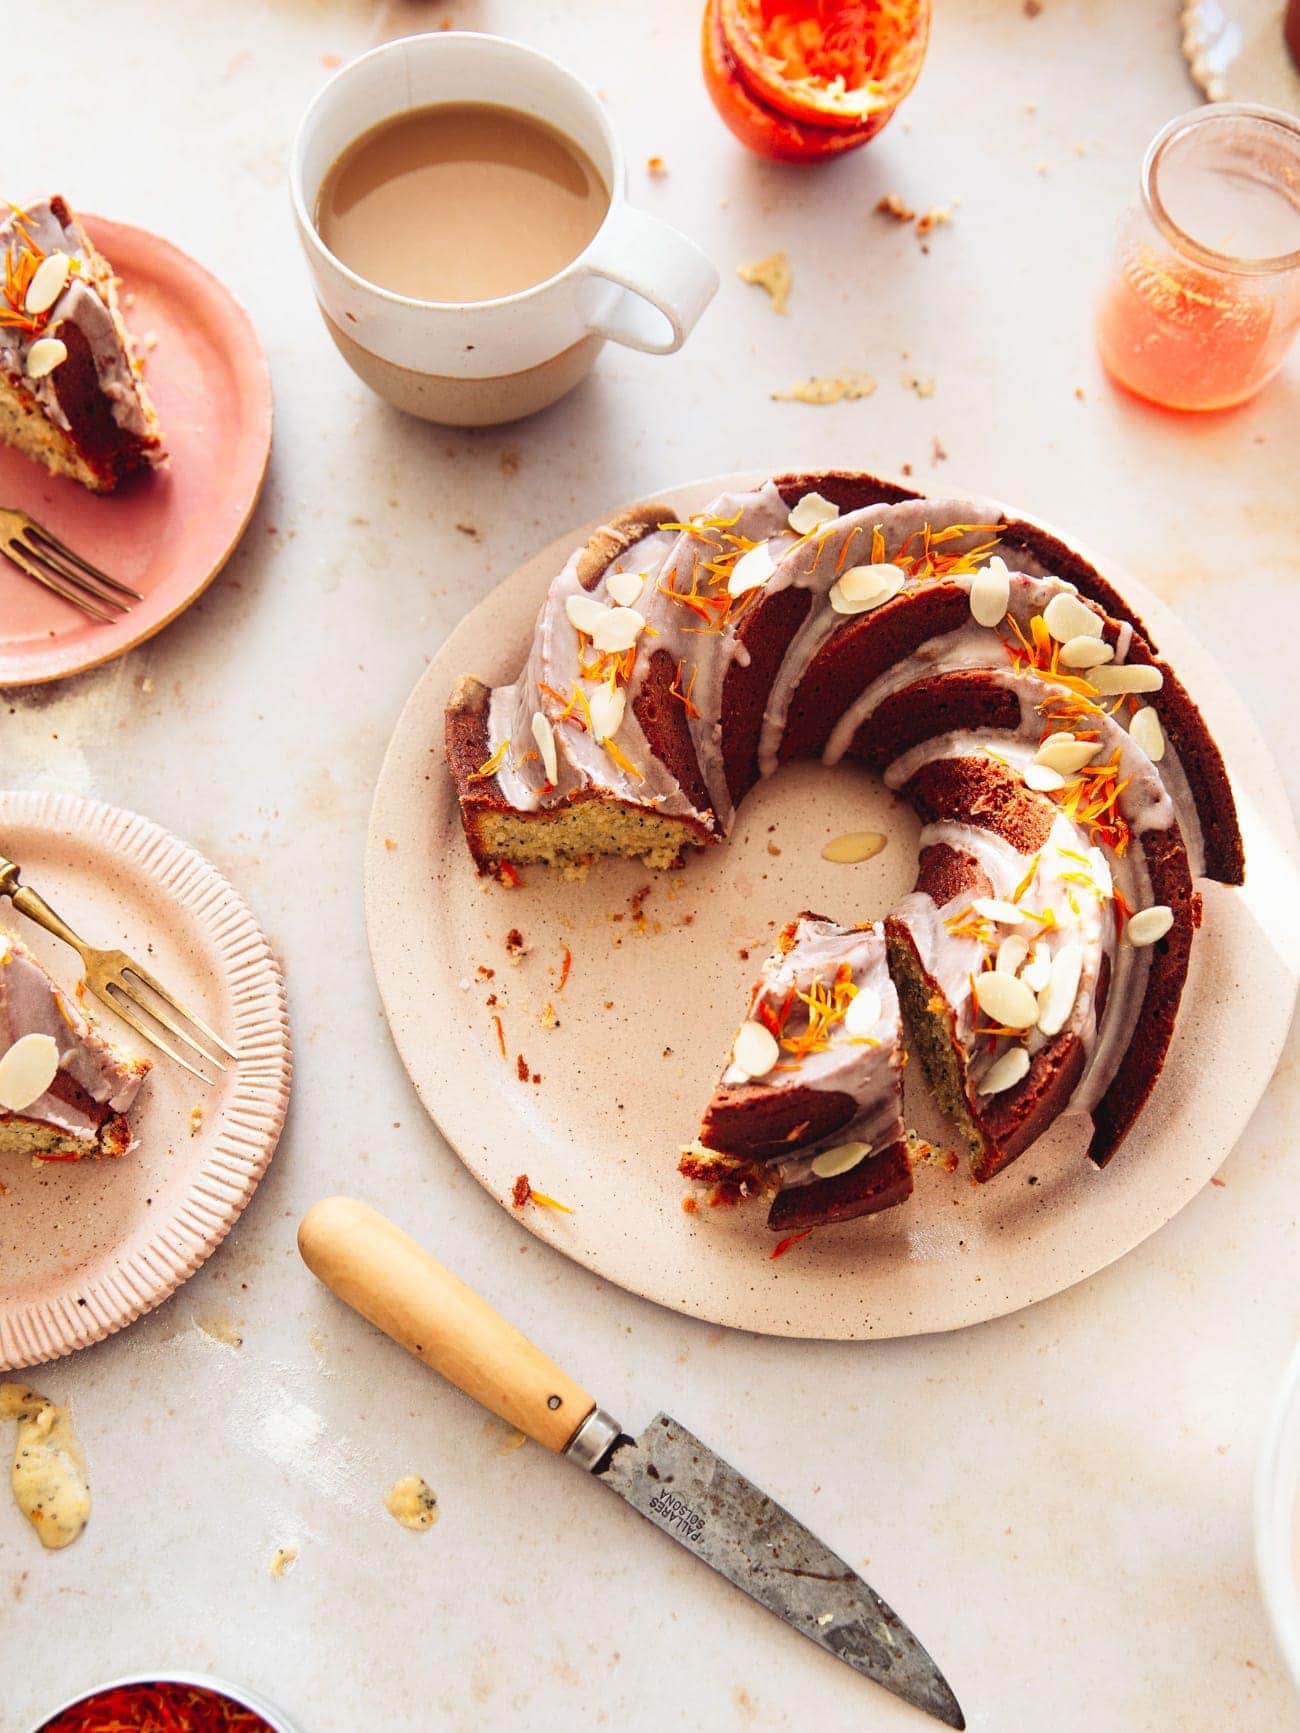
[4,3,1299,1730]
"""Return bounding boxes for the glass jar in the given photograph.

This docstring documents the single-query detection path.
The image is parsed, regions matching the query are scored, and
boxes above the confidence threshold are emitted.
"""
[1097,103,1300,411]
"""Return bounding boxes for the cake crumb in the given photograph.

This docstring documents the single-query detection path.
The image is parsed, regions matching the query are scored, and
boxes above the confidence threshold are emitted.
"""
[1024,0,1042,13]
[499,449,520,475]
[455,522,480,539]
[767,842,782,857]
[195,1312,243,1349]
[511,1175,573,1213]
[904,373,936,398]
[540,1002,559,1030]
[773,372,877,405]
[384,836,397,851]
[681,1195,699,1214]
[189,1103,203,1137]
[737,251,792,315]
[1074,386,1086,401]
[915,205,951,236]
[646,155,668,176]
[931,435,948,463]
[385,1476,438,1533]
[269,1545,298,1578]
[515,1053,530,1082]
[505,928,528,962]
[476,964,495,981]
[875,191,916,222]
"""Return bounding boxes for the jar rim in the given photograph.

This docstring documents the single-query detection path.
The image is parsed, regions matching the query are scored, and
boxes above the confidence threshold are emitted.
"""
[1142,103,1300,276]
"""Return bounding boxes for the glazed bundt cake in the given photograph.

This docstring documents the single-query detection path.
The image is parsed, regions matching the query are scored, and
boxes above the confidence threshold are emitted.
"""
[446,471,1243,1233]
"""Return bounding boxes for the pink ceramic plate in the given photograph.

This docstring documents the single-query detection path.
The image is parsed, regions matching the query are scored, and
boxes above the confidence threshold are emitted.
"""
[0,792,292,1370]
[0,216,272,687]
[365,473,1299,1341]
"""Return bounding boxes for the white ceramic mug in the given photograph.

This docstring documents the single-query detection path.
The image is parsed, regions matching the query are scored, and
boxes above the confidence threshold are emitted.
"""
[290,32,720,426]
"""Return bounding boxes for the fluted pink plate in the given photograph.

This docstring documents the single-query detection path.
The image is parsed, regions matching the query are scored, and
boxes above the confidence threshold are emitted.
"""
[0,215,272,687]
[0,792,292,1370]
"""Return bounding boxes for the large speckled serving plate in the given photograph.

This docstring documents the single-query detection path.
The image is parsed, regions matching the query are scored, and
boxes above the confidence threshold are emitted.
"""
[0,792,291,1369]
[364,472,1298,1340]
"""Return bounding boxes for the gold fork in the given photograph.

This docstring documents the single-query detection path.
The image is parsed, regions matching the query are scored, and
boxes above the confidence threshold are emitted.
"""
[0,854,235,1085]
[0,507,142,622]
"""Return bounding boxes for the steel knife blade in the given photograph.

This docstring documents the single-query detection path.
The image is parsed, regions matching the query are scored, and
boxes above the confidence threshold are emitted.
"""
[299,1199,965,1730]
[583,1410,963,1728]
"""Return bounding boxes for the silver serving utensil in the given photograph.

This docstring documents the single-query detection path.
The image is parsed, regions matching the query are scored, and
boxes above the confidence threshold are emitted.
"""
[299,1197,964,1729]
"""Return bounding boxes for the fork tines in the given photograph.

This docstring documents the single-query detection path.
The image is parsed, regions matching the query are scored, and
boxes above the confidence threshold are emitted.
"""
[3,511,142,622]
[97,955,238,1088]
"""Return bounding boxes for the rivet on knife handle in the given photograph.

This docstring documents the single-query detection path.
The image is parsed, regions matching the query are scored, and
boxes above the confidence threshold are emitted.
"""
[297,1196,601,1454]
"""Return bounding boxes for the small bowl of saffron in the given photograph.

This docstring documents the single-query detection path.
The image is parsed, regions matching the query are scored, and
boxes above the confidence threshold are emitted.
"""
[31,1674,299,1733]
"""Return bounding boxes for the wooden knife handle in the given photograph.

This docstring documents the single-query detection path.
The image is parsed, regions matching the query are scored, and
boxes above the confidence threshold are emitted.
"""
[297,1196,596,1454]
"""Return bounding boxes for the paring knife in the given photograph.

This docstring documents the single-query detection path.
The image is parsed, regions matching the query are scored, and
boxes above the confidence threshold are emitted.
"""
[298,1198,964,1730]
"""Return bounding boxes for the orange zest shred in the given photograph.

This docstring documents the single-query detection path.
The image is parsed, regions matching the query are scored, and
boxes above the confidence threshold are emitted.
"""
[526,1187,574,1214]
[602,736,643,780]
[670,659,701,719]
[779,962,858,1059]
[492,1014,506,1058]
[771,1228,814,1260]
[558,946,572,991]
[470,738,510,780]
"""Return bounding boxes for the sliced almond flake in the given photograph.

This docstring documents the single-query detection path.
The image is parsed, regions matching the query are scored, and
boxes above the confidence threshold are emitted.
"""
[830,562,905,614]
[1060,635,1115,669]
[1125,905,1174,947]
[1022,762,1066,793]
[606,570,644,607]
[995,934,1030,976]
[1043,591,1103,643]
[1036,941,1082,1036]
[731,1019,779,1079]
[1087,847,1114,899]
[842,987,881,1037]
[971,971,1038,1030]
[0,1032,60,1112]
[24,250,71,315]
[972,896,1025,925]
[821,830,887,864]
[977,1045,1030,1095]
[25,337,67,379]
[1035,737,1102,775]
[1088,662,1163,695]
[969,557,1010,627]
[1129,705,1165,761]
[727,540,775,597]
[1020,944,1051,992]
[589,606,646,653]
[787,492,839,535]
[531,711,558,785]
[810,1140,871,1178]
[588,682,625,743]
[565,593,606,635]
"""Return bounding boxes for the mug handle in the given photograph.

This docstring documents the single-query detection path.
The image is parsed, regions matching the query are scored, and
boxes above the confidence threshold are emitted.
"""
[579,205,719,355]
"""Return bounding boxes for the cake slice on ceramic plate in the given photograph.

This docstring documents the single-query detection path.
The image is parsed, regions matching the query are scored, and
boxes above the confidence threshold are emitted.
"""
[680,914,914,1232]
[0,929,148,1160]
[0,195,164,492]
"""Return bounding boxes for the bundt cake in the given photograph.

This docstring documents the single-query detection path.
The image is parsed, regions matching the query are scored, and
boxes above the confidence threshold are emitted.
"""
[0,929,148,1160]
[446,471,1243,1232]
[0,196,164,492]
